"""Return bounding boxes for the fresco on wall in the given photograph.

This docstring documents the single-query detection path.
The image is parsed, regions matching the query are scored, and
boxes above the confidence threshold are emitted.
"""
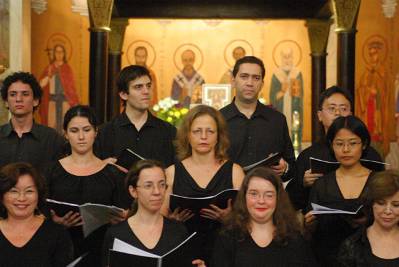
[219,39,254,84]
[356,34,394,156]
[127,40,158,105]
[171,44,205,108]
[38,33,79,132]
[0,0,9,71]
[269,40,303,146]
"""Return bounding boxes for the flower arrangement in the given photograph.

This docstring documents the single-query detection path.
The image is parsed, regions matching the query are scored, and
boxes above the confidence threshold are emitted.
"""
[152,97,189,126]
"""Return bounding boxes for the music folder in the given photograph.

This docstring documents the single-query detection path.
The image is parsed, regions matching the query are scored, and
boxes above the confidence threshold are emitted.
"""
[242,152,282,172]
[115,148,146,170]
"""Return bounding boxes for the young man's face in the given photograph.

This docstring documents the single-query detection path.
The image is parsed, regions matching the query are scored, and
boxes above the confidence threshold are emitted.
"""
[5,81,39,117]
[317,93,352,132]
[119,75,152,112]
[232,63,264,104]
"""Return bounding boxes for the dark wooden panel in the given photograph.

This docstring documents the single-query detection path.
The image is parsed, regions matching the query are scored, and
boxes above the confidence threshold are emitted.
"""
[113,0,330,19]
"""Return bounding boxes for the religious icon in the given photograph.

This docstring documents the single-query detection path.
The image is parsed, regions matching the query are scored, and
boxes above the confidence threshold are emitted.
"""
[39,33,79,132]
[270,40,303,144]
[202,84,231,110]
[126,40,158,105]
[220,39,254,84]
[356,34,393,156]
[171,44,205,108]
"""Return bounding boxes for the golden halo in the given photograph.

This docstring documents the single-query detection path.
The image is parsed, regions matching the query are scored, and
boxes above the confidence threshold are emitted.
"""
[46,33,73,62]
[126,40,156,68]
[224,39,254,68]
[173,43,203,72]
[272,40,302,68]
[362,34,388,66]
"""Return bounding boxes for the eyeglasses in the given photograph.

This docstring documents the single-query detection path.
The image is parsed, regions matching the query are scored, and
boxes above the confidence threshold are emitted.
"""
[247,191,275,201]
[136,182,168,191]
[7,188,37,198]
[322,106,350,115]
[332,140,362,149]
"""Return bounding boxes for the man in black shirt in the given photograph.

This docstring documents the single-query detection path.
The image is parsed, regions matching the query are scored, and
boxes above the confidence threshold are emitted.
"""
[220,56,295,181]
[0,72,65,170]
[286,86,383,210]
[95,65,176,168]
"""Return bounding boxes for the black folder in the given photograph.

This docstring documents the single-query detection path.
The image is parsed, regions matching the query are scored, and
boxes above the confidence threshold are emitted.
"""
[115,148,145,170]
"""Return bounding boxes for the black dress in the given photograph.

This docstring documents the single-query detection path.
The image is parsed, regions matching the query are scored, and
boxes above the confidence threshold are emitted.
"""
[337,227,399,267]
[0,219,73,267]
[102,217,189,266]
[308,171,373,267]
[45,161,130,267]
[172,160,234,263]
[211,229,317,267]
[287,140,382,211]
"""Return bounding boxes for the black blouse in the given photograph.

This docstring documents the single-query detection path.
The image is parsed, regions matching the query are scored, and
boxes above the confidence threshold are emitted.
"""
[211,229,317,267]
[308,171,373,267]
[0,219,73,267]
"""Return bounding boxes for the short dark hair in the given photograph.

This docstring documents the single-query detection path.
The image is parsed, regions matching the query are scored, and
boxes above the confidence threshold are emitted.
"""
[363,170,399,225]
[318,86,353,111]
[232,56,265,80]
[223,167,301,244]
[1,72,43,103]
[117,65,151,94]
[0,162,47,218]
[326,115,371,152]
[125,159,165,215]
[63,105,98,131]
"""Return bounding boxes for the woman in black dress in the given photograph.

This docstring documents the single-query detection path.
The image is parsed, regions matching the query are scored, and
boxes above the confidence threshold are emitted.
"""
[338,170,399,266]
[0,162,73,267]
[211,167,316,267]
[103,159,205,267]
[161,105,245,263]
[305,115,374,266]
[46,105,129,266]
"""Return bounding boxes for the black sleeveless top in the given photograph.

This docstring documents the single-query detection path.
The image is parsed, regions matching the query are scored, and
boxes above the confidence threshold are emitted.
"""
[172,160,234,263]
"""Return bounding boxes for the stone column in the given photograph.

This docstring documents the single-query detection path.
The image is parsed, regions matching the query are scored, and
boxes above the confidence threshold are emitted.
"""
[87,0,113,124]
[331,0,361,106]
[306,19,332,143]
[107,18,129,120]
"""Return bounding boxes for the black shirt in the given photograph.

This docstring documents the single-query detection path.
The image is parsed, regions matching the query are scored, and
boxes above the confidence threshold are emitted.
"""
[220,101,295,181]
[338,227,399,267]
[308,171,373,267]
[0,121,65,171]
[0,219,73,267]
[286,140,383,210]
[102,218,189,266]
[95,111,176,167]
[211,229,317,267]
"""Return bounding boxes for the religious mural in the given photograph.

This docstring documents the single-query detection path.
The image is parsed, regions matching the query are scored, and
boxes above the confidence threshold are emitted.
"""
[39,33,79,132]
[171,44,205,108]
[356,34,394,156]
[126,40,158,105]
[269,40,304,147]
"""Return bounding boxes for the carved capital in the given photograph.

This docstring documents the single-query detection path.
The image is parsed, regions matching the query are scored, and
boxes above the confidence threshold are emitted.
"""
[306,19,332,56]
[87,0,114,32]
[109,19,129,54]
[331,0,361,33]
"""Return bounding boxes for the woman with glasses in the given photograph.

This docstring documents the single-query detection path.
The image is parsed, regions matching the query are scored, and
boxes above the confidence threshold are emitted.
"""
[161,105,245,264]
[304,115,374,267]
[337,170,399,266]
[211,167,316,267]
[102,160,205,267]
[0,162,73,267]
[45,105,130,266]
[286,86,383,211]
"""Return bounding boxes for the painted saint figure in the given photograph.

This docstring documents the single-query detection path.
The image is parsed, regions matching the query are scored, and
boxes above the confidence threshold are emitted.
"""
[134,46,158,106]
[219,46,246,84]
[269,47,303,142]
[171,49,205,108]
[39,44,79,132]
[356,40,394,156]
